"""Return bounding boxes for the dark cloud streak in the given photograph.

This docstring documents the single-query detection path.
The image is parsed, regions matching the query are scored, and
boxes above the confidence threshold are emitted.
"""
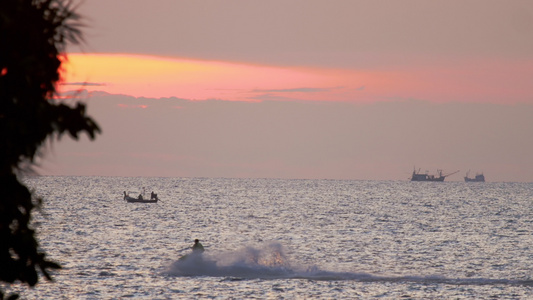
[61,82,106,86]
[252,87,333,93]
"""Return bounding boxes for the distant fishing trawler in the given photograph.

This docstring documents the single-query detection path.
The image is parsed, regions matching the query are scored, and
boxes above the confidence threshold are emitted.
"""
[464,171,485,182]
[411,168,459,182]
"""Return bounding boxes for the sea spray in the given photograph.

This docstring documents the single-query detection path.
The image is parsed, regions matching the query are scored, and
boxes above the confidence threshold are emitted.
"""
[166,242,295,278]
[165,242,533,286]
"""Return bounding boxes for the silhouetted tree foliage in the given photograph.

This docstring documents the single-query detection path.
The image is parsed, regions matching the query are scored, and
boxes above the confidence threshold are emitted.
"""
[0,0,100,298]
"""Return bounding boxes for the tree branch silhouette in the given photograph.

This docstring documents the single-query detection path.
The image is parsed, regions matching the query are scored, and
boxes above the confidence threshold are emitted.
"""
[1,1,100,298]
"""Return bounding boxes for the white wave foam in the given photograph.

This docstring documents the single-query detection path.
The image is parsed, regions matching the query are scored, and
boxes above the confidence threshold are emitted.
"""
[165,242,533,286]
[165,242,293,278]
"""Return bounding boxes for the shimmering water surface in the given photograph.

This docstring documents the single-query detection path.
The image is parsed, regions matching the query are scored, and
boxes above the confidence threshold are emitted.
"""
[6,177,533,299]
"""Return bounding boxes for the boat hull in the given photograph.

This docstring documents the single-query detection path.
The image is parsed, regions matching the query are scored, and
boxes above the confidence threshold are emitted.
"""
[125,196,158,203]
[464,177,485,182]
[411,177,445,182]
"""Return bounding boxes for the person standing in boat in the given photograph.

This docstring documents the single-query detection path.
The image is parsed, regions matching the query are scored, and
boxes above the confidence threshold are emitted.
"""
[191,239,204,253]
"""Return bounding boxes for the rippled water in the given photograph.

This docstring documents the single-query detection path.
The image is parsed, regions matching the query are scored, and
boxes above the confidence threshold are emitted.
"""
[5,176,533,299]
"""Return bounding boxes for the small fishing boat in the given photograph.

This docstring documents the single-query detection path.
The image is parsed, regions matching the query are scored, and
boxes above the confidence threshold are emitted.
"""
[410,168,459,182]
[123,191,158,203]
[464,171,485,182]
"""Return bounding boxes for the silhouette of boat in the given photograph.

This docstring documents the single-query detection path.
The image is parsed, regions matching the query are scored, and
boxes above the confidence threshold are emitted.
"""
[464,171,485,182]
[123,191,158,203]
[411,168,459,182]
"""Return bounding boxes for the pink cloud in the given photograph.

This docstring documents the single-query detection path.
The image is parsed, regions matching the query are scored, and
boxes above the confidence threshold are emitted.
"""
[117,103,148,109]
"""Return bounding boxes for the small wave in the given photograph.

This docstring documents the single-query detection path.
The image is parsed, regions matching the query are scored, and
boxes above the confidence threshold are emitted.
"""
[164,242,533,287]
[291,271,533,286]
[98,271,117,277]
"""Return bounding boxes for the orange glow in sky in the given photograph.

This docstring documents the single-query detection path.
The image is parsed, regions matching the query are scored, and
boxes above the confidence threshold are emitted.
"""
[61,53,367,102]
[60,53,533,104]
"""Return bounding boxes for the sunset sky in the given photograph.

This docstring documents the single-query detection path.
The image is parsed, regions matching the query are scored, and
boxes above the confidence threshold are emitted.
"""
[40,0,533,182]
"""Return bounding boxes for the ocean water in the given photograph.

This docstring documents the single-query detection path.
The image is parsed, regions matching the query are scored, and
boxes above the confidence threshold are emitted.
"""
[4,176,533,299]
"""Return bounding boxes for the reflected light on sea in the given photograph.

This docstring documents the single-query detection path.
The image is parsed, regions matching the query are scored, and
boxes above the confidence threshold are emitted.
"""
[2,177,532,299]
